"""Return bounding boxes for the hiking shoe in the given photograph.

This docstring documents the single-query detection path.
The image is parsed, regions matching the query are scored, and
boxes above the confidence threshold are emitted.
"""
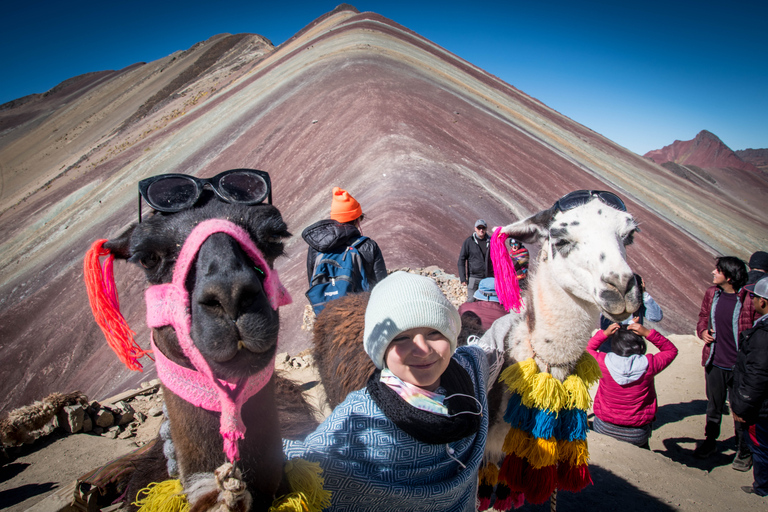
[741,485,757,495]
[733,453,753,472]
[693,438,717,459]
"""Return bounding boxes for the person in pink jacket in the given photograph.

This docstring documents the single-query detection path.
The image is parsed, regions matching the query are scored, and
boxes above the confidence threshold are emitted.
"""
[587,322,678,449]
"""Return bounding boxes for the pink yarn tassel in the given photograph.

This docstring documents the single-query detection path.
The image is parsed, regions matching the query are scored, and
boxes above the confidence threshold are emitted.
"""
[491,227,523,312]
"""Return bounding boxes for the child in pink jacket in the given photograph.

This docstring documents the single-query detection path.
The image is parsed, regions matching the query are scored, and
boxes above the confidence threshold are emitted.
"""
[587,322,678,449]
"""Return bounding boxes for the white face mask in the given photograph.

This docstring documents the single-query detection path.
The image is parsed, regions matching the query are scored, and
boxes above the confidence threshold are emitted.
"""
[380,368,482,418]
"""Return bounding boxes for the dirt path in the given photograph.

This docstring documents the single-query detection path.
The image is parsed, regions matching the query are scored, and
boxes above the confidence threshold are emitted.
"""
[1,335,765,511]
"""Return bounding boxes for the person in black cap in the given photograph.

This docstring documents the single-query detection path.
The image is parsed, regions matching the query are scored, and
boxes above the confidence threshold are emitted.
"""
[748,251,768,285]
[732,276,768,496]
[458,219,494,302]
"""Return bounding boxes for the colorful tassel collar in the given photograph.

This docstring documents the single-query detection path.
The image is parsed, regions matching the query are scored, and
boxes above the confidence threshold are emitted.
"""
[85,219,292,463]
[478,354,601,509]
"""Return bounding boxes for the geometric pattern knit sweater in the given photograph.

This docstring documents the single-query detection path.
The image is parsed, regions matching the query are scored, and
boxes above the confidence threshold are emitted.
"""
[283,346,489,512]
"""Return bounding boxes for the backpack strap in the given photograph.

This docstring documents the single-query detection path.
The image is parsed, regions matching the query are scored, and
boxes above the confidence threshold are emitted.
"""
[349,236,368,250]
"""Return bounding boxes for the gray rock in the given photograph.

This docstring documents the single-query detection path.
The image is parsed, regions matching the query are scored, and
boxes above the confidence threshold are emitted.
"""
[56,404,85,433]
[81,412,93,433]
[94,409,114,428]
[147,405,164,417]
[110,401,135,425]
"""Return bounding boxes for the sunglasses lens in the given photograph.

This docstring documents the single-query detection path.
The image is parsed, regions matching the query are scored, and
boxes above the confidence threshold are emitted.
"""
[146,177,198,211]
[598,192,626,212]
[218,171,268,203]
[557,190,591,211]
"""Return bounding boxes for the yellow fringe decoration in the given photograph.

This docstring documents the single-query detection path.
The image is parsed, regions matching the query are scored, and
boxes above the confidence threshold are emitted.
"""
[557,439,590,466]
[522,437,559,469]
[271,458,332,512]
[498,358,539,399]
[530,372,567,412]
[131,458,330,512]
[502,427,532,457]
[479,461,500,485]
[575,353,601,387]
[133,479,189,512]
[563,374,591,410]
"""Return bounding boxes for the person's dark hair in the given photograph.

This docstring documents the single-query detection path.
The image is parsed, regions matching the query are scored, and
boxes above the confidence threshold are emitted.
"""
[611,325,646,357]
[634,273,645,290]
[715,256,748,290]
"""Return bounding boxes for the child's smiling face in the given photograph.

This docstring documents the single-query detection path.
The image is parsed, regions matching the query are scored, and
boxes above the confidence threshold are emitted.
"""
[384,327,452,391]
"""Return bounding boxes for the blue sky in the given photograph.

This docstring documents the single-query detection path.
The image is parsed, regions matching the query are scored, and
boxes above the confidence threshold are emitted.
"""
[2,0,766,155]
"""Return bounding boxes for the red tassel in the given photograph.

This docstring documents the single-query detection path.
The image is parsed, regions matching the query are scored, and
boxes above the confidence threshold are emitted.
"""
[492,482,524,511]
[84,239,148,371]
[499,453,526,492]
[478,496,492,511]
[522,464,557,504]
[557,463,593,492]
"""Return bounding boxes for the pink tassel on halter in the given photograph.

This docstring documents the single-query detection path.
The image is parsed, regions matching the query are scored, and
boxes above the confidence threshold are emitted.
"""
[84,239,150,371]
[491,227,523,313]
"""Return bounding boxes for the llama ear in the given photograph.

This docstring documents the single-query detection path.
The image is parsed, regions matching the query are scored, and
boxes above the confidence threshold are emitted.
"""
[103,225,136,259]
[500,206,556,244]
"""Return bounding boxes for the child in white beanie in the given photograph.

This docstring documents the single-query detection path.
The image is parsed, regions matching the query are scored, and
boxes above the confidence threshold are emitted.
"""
[284,271,503,512]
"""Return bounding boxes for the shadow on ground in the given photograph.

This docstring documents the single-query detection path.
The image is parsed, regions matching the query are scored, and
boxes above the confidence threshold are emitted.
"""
[654,399,707,429]
[0,482,57,508]
[657,435,737,471]
[512,464,676,511]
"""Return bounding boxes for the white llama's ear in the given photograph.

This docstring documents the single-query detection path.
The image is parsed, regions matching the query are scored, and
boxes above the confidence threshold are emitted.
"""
[500,206,556,244]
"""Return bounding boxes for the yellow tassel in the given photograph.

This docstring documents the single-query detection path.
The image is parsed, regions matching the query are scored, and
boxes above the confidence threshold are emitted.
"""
[529,372,566,413]
[576,353,601,387]
[133,480,189,512]
[563,375,592,410]
[271,458,332,512]
[499,359,538,396]
[523,437,558,469]
[479,461,500,485]
[557,439,590,466]
[503,427,532,457]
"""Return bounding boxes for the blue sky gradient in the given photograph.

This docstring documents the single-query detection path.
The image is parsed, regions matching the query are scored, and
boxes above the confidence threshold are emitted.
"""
[2,0,765,155]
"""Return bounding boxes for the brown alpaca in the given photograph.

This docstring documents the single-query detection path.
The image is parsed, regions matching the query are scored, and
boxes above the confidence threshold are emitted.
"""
[0,391,87,447]
[88,190,318,511]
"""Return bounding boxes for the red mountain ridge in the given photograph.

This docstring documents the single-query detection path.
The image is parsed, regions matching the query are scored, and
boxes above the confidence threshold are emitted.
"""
[644,130,760,172]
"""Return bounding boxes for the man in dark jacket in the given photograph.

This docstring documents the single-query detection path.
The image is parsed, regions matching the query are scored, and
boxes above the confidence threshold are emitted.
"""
[303,187,387,287]
[694,256,758,467]
[458,219,493,302]
[748,251,768,285]
[732,276,768,496]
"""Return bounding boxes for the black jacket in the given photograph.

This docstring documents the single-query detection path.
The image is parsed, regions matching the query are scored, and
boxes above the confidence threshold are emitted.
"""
[732,315,768,424]
[457,234,493,283]
[302,219,387,287]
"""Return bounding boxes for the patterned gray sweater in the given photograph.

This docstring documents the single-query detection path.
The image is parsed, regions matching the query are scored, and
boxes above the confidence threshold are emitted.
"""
[283,346,490,512]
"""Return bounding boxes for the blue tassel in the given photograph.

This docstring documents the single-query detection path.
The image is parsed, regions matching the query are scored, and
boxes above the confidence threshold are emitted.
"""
[557,409,588,441]
[531,408,557,439]
[504,394,536,432]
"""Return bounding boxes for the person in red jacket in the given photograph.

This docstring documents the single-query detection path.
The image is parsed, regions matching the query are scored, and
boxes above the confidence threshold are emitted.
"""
[694,256,758,469]
[587,322,678,449]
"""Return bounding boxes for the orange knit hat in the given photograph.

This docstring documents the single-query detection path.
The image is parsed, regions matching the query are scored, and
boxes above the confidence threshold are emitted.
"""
[330,187,362,223]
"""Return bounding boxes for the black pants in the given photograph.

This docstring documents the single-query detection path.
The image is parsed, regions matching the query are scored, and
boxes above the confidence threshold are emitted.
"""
[705,365,750,456]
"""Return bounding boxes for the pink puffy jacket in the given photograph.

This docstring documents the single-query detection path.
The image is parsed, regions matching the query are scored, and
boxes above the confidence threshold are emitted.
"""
[587,329,678,427]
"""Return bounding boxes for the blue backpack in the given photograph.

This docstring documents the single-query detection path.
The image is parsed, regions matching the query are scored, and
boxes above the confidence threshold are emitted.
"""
[306,237,369,316]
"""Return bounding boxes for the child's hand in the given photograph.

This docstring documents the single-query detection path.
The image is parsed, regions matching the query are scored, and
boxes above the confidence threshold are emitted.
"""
[602,323,620,337]
[628,322,651,338]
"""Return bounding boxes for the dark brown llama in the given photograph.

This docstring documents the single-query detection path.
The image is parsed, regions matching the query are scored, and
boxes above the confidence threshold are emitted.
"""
[89,190,318,511]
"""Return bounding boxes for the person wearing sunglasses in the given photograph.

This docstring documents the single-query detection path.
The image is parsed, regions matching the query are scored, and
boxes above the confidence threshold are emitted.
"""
[458,220,493,303]
[302,187,388,288]
[732,276,768,496]
[695,256,758,469]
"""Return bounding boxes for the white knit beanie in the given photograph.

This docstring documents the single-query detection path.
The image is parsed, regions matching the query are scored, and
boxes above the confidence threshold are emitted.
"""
[364,271,461,369]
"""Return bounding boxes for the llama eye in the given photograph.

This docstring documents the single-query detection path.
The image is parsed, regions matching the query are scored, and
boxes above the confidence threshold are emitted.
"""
[139,253,160,269]
[622,230,636,246]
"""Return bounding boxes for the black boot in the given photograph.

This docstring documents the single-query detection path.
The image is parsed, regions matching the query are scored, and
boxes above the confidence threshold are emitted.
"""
[733,424,753,471]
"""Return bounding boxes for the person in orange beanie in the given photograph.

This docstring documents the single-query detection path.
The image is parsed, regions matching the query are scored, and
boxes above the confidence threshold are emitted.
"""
[303,187,388,289]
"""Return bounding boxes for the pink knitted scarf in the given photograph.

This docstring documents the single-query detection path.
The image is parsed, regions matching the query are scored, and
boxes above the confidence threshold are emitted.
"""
[144,218,291,462]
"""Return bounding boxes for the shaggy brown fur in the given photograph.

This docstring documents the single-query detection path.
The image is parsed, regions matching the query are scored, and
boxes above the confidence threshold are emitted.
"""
[0,391,87,446]
[312,292,373,409]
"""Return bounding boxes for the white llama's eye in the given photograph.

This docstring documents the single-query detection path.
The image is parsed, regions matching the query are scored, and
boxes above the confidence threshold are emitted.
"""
[622,230,636,246]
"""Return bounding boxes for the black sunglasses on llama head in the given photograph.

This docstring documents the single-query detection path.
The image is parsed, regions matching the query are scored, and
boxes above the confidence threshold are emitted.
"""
[553,190,626,213]
[138,169,272,222]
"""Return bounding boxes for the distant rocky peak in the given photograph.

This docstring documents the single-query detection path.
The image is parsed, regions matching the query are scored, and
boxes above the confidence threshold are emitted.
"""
[644,130,759,172]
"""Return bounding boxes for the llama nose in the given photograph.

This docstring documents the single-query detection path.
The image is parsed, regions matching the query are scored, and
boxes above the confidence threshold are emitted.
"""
[602,271,633,293]
[197,277,264,321]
